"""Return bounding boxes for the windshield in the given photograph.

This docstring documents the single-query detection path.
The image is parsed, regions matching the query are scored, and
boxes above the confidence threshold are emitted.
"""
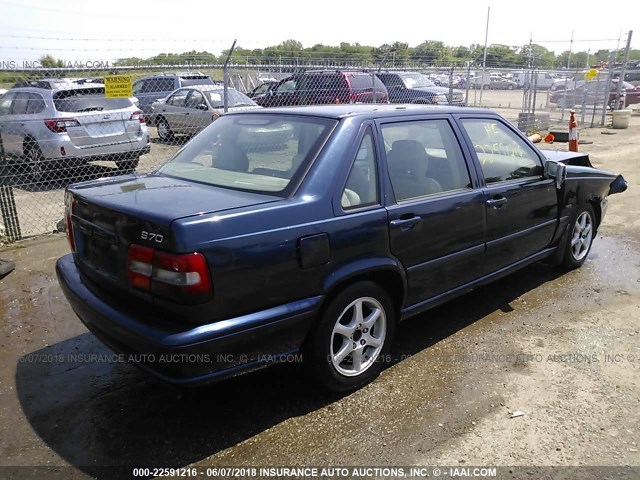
[400,74,436,89]
[205,89,256,108]
[158,114,337,194]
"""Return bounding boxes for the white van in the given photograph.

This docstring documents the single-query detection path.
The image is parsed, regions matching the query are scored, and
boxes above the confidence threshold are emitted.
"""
[513,71,555,89]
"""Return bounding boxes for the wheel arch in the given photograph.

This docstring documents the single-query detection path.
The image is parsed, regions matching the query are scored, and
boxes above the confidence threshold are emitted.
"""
[588,197,602,233]
[22,135,39,155]
[319,261,407,321]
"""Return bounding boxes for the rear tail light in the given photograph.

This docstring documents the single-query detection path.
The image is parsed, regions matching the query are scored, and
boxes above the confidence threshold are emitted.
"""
[64,191,76,252]
[127,244,212,303]
[45,118,81,133]
[130,110,145,123]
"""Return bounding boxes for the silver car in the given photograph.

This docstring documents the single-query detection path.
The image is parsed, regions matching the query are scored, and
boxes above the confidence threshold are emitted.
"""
[151,85,260,141]
[0,79,150,181]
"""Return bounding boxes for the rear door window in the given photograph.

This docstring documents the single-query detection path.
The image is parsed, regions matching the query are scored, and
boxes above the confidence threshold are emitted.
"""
[0,92,16,115]
[382,119,472,200]
[144,78,175,93]
[348,74,381,90]
[9,92,30,114]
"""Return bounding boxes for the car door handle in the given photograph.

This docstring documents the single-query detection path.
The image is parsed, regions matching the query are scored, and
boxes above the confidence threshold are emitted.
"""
[486,196,507,207]
[390,216,421,230]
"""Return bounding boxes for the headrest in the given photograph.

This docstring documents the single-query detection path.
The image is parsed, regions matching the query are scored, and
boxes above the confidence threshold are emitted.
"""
[388,140,429,178]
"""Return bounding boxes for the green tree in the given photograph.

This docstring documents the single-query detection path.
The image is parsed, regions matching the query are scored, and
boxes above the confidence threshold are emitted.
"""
[39,54,64,68]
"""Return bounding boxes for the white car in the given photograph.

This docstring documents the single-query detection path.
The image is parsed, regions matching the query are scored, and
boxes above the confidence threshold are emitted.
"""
[151,85,260,141]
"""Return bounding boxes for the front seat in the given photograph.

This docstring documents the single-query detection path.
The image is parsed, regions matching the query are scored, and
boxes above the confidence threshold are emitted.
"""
[387,140,441,200]
[212,143,249,172]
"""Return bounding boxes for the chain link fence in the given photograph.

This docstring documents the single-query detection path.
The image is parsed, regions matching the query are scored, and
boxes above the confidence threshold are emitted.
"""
[0,58,629,242]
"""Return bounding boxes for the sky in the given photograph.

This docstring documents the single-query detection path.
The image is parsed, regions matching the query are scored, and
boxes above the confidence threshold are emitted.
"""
[0,0,637,64]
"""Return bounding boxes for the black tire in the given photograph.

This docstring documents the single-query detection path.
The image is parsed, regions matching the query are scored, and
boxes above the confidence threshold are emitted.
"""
[156,117,173,142]
[24,142,47,183]
[483,84,490,90]
[507,84,514,90]
[305,281,396,392]
[116,156,139,172]
[561,204,596,269]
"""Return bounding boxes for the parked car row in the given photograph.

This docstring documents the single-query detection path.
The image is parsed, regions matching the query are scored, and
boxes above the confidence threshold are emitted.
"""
[468,73,517,90]
[247,70,466,107]
[549,79,640,109]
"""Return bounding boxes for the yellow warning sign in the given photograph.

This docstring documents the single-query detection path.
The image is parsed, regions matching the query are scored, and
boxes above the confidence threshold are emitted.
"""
[585,69,598,81]
[104,75,133,98]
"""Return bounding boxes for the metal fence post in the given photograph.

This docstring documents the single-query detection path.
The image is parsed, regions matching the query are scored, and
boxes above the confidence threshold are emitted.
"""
[0,141,21,242]
[223,39,237,113]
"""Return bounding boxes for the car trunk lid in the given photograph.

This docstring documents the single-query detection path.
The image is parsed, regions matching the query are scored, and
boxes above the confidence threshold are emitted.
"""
[67,174,279,301]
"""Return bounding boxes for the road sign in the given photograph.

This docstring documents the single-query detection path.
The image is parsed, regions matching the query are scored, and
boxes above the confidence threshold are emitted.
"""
[585,69,598,81]
[104,75,133,98]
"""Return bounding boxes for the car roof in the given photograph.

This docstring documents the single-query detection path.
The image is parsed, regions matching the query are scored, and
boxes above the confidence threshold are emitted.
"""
[182,84,229,92]
[224,104,490,120]
[9,83,104,94]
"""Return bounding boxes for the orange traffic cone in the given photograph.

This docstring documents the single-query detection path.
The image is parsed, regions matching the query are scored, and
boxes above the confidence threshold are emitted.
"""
[568,110,578,152]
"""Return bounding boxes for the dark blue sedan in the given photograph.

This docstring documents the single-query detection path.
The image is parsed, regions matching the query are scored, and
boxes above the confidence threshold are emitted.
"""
[56,104,626,391]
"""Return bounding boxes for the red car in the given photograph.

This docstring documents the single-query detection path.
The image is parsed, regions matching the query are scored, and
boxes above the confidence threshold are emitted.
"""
[550,80,640,108]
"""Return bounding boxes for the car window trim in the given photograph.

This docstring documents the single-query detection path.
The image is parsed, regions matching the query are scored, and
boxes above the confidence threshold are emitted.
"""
[453,113,546,188]
[330,122,382,215]
[375,113,483,202]
[338,125,382,214]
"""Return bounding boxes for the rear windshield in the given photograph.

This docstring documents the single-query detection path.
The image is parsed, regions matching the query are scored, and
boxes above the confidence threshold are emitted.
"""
[158,114,337,194]
[181,77,215,86]
[348,74,386,90]
[53,88,133,112]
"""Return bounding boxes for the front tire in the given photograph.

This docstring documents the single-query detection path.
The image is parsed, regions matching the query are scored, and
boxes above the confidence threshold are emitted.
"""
[561,204,596,269]
[156,117,174,142]
[306,281,396,392]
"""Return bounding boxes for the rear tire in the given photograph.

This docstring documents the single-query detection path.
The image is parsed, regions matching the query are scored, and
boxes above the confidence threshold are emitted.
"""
[24,142,47,183]
[305,281,396,392]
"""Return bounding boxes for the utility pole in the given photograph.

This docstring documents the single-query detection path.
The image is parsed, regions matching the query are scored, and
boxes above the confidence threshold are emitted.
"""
[478,6,490,107]
[614,30,633,110]
[223,39,237,113]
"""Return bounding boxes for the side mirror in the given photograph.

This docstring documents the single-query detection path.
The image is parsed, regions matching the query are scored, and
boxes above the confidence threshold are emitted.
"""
[608,174,627,195]
[196,103,208,111]
[544,160,566,189]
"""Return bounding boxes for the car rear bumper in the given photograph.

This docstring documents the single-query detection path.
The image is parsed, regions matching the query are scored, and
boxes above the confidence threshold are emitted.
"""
[56,254,322,385]
[40,134,150,161]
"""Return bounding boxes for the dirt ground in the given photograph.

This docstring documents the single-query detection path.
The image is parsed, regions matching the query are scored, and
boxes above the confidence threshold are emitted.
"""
[0,110,639,480]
